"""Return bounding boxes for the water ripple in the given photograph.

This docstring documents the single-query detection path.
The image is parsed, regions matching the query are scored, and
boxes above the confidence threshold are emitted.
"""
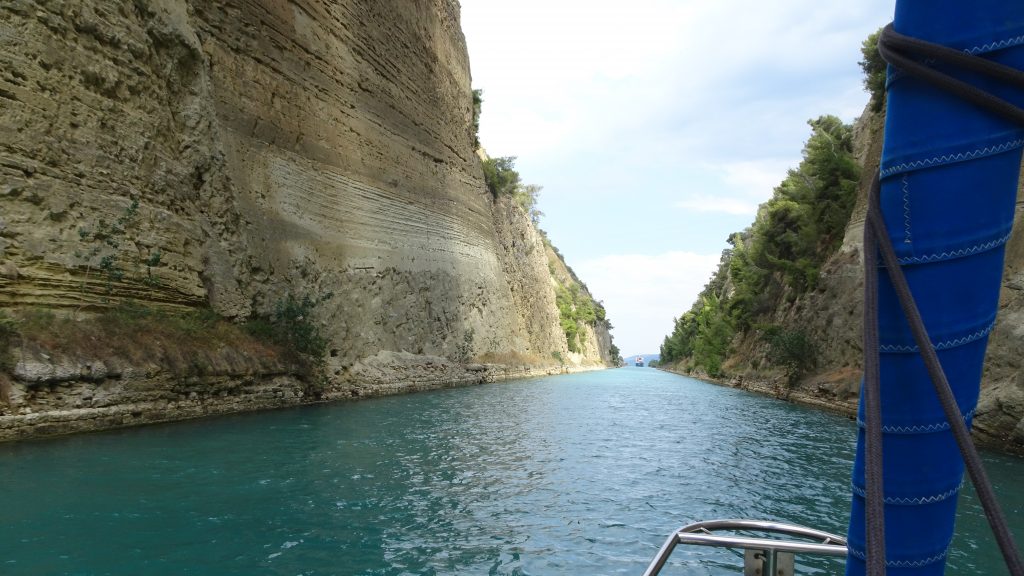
[0,368,1021,574]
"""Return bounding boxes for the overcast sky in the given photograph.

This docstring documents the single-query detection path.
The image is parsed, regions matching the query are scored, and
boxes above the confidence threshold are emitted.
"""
[460,0,894,356]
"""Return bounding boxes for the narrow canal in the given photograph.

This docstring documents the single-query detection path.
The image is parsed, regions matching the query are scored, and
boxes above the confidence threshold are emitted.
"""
[1,368,1021,575]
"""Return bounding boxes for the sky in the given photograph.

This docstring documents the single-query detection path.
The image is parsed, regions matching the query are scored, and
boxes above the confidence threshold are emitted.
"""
[459,0,894,356]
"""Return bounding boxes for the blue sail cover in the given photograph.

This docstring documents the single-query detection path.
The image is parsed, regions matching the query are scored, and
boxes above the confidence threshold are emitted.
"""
[846,1,1024,574]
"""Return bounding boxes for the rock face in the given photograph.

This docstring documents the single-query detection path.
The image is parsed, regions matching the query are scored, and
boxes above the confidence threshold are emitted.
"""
[694,104,1024,453]
[0,1,614,440]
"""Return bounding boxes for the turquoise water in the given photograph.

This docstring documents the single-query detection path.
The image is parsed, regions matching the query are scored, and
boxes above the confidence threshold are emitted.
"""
[1,367,1022,575]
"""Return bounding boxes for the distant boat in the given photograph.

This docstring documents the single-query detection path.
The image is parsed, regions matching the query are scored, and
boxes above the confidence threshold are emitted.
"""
[635,356,644,367]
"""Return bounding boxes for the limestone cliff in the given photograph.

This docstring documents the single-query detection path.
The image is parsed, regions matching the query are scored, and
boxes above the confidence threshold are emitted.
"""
[0,1,615,440]
[665,103,1024,453]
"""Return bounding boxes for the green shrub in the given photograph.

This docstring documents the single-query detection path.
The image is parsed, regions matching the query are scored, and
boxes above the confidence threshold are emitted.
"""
[764,327,817,386]
[472,89,483,148]
[553,281,603,353]
[245,295,328,361]
[482,156,521,198]
[608,343,622,365]
[860,28,887,112]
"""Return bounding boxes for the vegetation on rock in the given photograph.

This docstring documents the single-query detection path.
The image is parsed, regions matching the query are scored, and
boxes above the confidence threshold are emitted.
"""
[75,197,163,293]
[472,89,483,149]
[482,156,522,198]
[244,294,330,364]
[554,280,601,353]
[0,297,330,382]
[0,312,15,374]
[860,27,887,112]
[1,304,285,377]
[763,325,817,386]
[660,114,859,376]
[475,89,617,363]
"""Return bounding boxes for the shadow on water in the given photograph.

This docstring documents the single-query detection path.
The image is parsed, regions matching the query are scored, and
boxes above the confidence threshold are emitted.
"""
[0,367,1021,575]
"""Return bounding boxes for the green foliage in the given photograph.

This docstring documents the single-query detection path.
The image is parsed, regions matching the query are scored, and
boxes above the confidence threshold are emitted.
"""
[551,350,564,365]
[473,87,618,364]
[457,327,475,362]
[554,280,603,353]
[245,294,329,361]
[4,304,305,380]
[0,311,16,373]
[473,92,543,223]
[660,295,734,376]
[747,115,858,295]
[555,284,580,352]
[690,295,734,376]
[482,156,522,198]
[661,114,859,375]
[513,184,544,224]
[608,343,622,365]
[77,197,164,293]
[763,326,817,386]
[725,232,770,329]
[860,28,887,112]
[472,89,483,148]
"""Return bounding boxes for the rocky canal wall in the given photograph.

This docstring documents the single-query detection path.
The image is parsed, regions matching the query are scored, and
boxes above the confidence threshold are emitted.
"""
[0,1,614,440]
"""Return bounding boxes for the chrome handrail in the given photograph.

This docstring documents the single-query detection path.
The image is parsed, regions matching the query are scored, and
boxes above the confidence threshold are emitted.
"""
[642,519,848,576]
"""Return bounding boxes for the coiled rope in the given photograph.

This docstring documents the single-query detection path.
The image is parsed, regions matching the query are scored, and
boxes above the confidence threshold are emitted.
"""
[861,23,1024,576]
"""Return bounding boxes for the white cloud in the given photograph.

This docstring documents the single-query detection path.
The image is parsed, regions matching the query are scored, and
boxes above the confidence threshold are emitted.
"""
[674,195,758,216]
[672,160,792,216]
[460,0,891,352]
[716,160,792,196]
[462,0,889,162]
[574,251,722,354]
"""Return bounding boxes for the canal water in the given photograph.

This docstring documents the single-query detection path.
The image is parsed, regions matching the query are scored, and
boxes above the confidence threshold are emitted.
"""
[1,368,1022,575]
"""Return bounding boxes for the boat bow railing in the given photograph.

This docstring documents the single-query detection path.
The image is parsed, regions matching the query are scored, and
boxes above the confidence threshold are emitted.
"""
[643,519,847,576]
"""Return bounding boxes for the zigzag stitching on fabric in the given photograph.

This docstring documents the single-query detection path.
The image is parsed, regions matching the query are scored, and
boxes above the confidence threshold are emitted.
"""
[850,482,962,505]
[901,175,912,244]
[880,138,1024,178]
[879,320,996,353]
[965,33,1024,55]
[848,547,948,568]
[856,409,976,434]
[894,231,1014,265]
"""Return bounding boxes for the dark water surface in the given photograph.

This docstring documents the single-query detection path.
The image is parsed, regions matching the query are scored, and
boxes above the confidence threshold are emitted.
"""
[2,368,1022,575]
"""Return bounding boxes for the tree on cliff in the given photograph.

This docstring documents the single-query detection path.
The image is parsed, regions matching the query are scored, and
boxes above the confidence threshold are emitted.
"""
[472,89,484,148]
[659,114,857,374]
[482,156,521,197]
[860,28,887,112]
